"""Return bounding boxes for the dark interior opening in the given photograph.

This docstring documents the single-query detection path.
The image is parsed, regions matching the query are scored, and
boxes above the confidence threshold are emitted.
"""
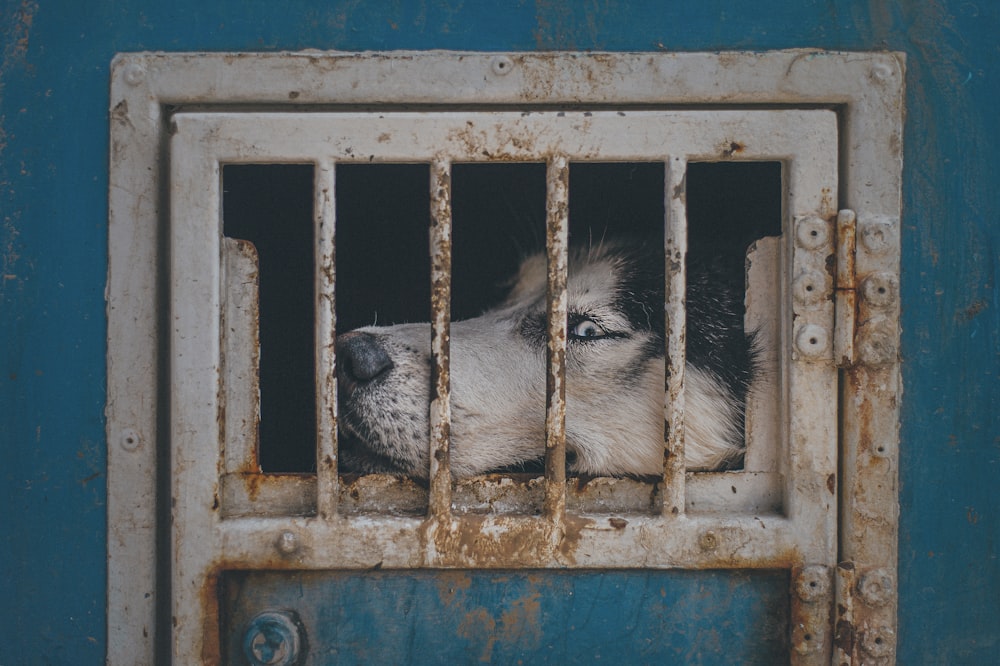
[223,164,316,473]
[221,160,781,474]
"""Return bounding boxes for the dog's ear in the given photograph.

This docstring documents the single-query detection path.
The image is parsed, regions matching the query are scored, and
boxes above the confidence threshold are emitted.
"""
[498,252,547,308]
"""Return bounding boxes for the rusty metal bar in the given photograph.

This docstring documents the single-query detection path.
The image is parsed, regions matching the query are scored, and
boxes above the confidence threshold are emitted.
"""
[834,561,857,665]
[428,160,453,519]
[834,209,857,368]
[315,160,338,519]
[544,156,570,521]
[662,156,688,516]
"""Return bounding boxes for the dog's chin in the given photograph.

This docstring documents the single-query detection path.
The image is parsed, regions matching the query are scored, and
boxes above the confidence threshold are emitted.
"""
[336,431,418,476]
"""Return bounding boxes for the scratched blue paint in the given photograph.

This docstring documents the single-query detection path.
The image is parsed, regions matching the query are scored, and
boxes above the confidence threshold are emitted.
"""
[1,1,997,663]
[223,570,790,664]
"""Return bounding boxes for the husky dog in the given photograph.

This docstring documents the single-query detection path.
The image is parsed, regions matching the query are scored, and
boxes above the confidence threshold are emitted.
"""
[336,241,754,478]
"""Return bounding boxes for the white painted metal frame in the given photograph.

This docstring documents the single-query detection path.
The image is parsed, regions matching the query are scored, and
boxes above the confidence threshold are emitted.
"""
[107,51,903,665]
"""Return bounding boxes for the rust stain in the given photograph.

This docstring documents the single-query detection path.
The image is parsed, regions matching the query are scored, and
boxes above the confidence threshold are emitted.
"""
[457,607,498,661]
[820,186,835,216]
[720,140,745,158]
[197,571,223,665]
[1,0,37,67]
[421,512,592,568]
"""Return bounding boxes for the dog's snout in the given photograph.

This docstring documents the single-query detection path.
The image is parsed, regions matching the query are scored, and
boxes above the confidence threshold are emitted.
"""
[337,332,394,387]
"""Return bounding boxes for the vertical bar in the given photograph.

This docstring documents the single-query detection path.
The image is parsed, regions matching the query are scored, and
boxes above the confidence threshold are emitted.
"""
[834,562,857,665]
[544,156,570,520]
[662,156,687,515]
[315,160,338,519]
[834,209,857,367]
[429,160,453,518]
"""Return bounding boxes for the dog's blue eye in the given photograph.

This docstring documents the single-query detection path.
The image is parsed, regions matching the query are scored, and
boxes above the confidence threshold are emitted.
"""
[570,318,607,339]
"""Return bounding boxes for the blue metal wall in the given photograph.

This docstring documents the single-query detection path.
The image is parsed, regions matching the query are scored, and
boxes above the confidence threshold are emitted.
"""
[1,1,996,662]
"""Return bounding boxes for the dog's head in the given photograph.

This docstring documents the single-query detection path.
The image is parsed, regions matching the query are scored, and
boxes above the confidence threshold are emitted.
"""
[336,241,746,478]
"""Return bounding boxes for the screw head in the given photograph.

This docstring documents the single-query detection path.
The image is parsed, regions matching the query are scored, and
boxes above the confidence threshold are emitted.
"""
[276,531,300,555]
[791,624,824,655]
[857,325,897,366]
[491,56,514,76]
[793,270,828,307]
[862,272,898,307]
[795,324,830,359]
[795,564,831,602]
[795,216,829,250]
[243,611,303,666]
[858,569,894,606]
[120,428,141,451]
[859,219,894,254]
[123,63,146,86]
[860,625,895,657]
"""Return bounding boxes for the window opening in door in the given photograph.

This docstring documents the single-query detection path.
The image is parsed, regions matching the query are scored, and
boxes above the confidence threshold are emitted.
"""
[223,164,316,473]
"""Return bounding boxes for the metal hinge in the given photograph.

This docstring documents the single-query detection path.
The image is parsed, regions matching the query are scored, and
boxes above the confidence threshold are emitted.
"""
[834,209,858,368]
[835,562,897,664]
[833,208,901,369]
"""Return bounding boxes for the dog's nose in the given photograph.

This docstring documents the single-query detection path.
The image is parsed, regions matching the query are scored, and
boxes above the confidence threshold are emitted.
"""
[337,332,394,387]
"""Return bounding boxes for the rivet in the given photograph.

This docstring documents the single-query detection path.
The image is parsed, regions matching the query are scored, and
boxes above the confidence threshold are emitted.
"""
[793,270,828,306]
[120,428,142,451]
[861,272,898,307]
[858,569,894,606]
[871,62,894,82]
[795,564,831,602]
[491,56,514,76]
[791,624,823,655]
[243,611,303,666]
[857,327,897,366]
[123,63,146,86]
[860,625,895,657]
[698,531,718,551]
[795,216,829,250]
[795,324,830,358]
[859,219,893,254]
[276,531,300,555]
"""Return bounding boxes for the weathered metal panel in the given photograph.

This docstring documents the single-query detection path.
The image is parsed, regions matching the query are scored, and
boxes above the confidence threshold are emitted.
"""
[222,569,792,664]
[109,52,886,664]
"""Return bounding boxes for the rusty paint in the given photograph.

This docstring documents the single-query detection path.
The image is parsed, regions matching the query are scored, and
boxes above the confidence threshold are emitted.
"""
[662,158,688,515]
[315,161,339,519]
[544,156,569,521]
[721,140,745,158]
[429,160,453,518]
[419,512,592,568]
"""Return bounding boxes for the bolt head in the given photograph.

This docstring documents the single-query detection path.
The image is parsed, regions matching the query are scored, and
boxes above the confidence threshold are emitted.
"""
[243,611,303,666]
[276,531,300,555]
[793,270,828,307]
[795,564,831,602]
[859,219,894,254]
[860,625,895,657]
[862,272,898,307]
[795,216,829,250]
[123,63,146,86]
[795,324,830,359]
[858,569,894,606]
[491,56,514,76]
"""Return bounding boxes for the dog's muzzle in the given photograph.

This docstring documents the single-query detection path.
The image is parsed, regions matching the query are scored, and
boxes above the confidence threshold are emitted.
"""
[336,331,394,396]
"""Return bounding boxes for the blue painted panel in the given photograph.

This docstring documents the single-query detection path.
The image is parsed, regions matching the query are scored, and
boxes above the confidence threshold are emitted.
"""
[2,1,998,663]
[223,570,790,664]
